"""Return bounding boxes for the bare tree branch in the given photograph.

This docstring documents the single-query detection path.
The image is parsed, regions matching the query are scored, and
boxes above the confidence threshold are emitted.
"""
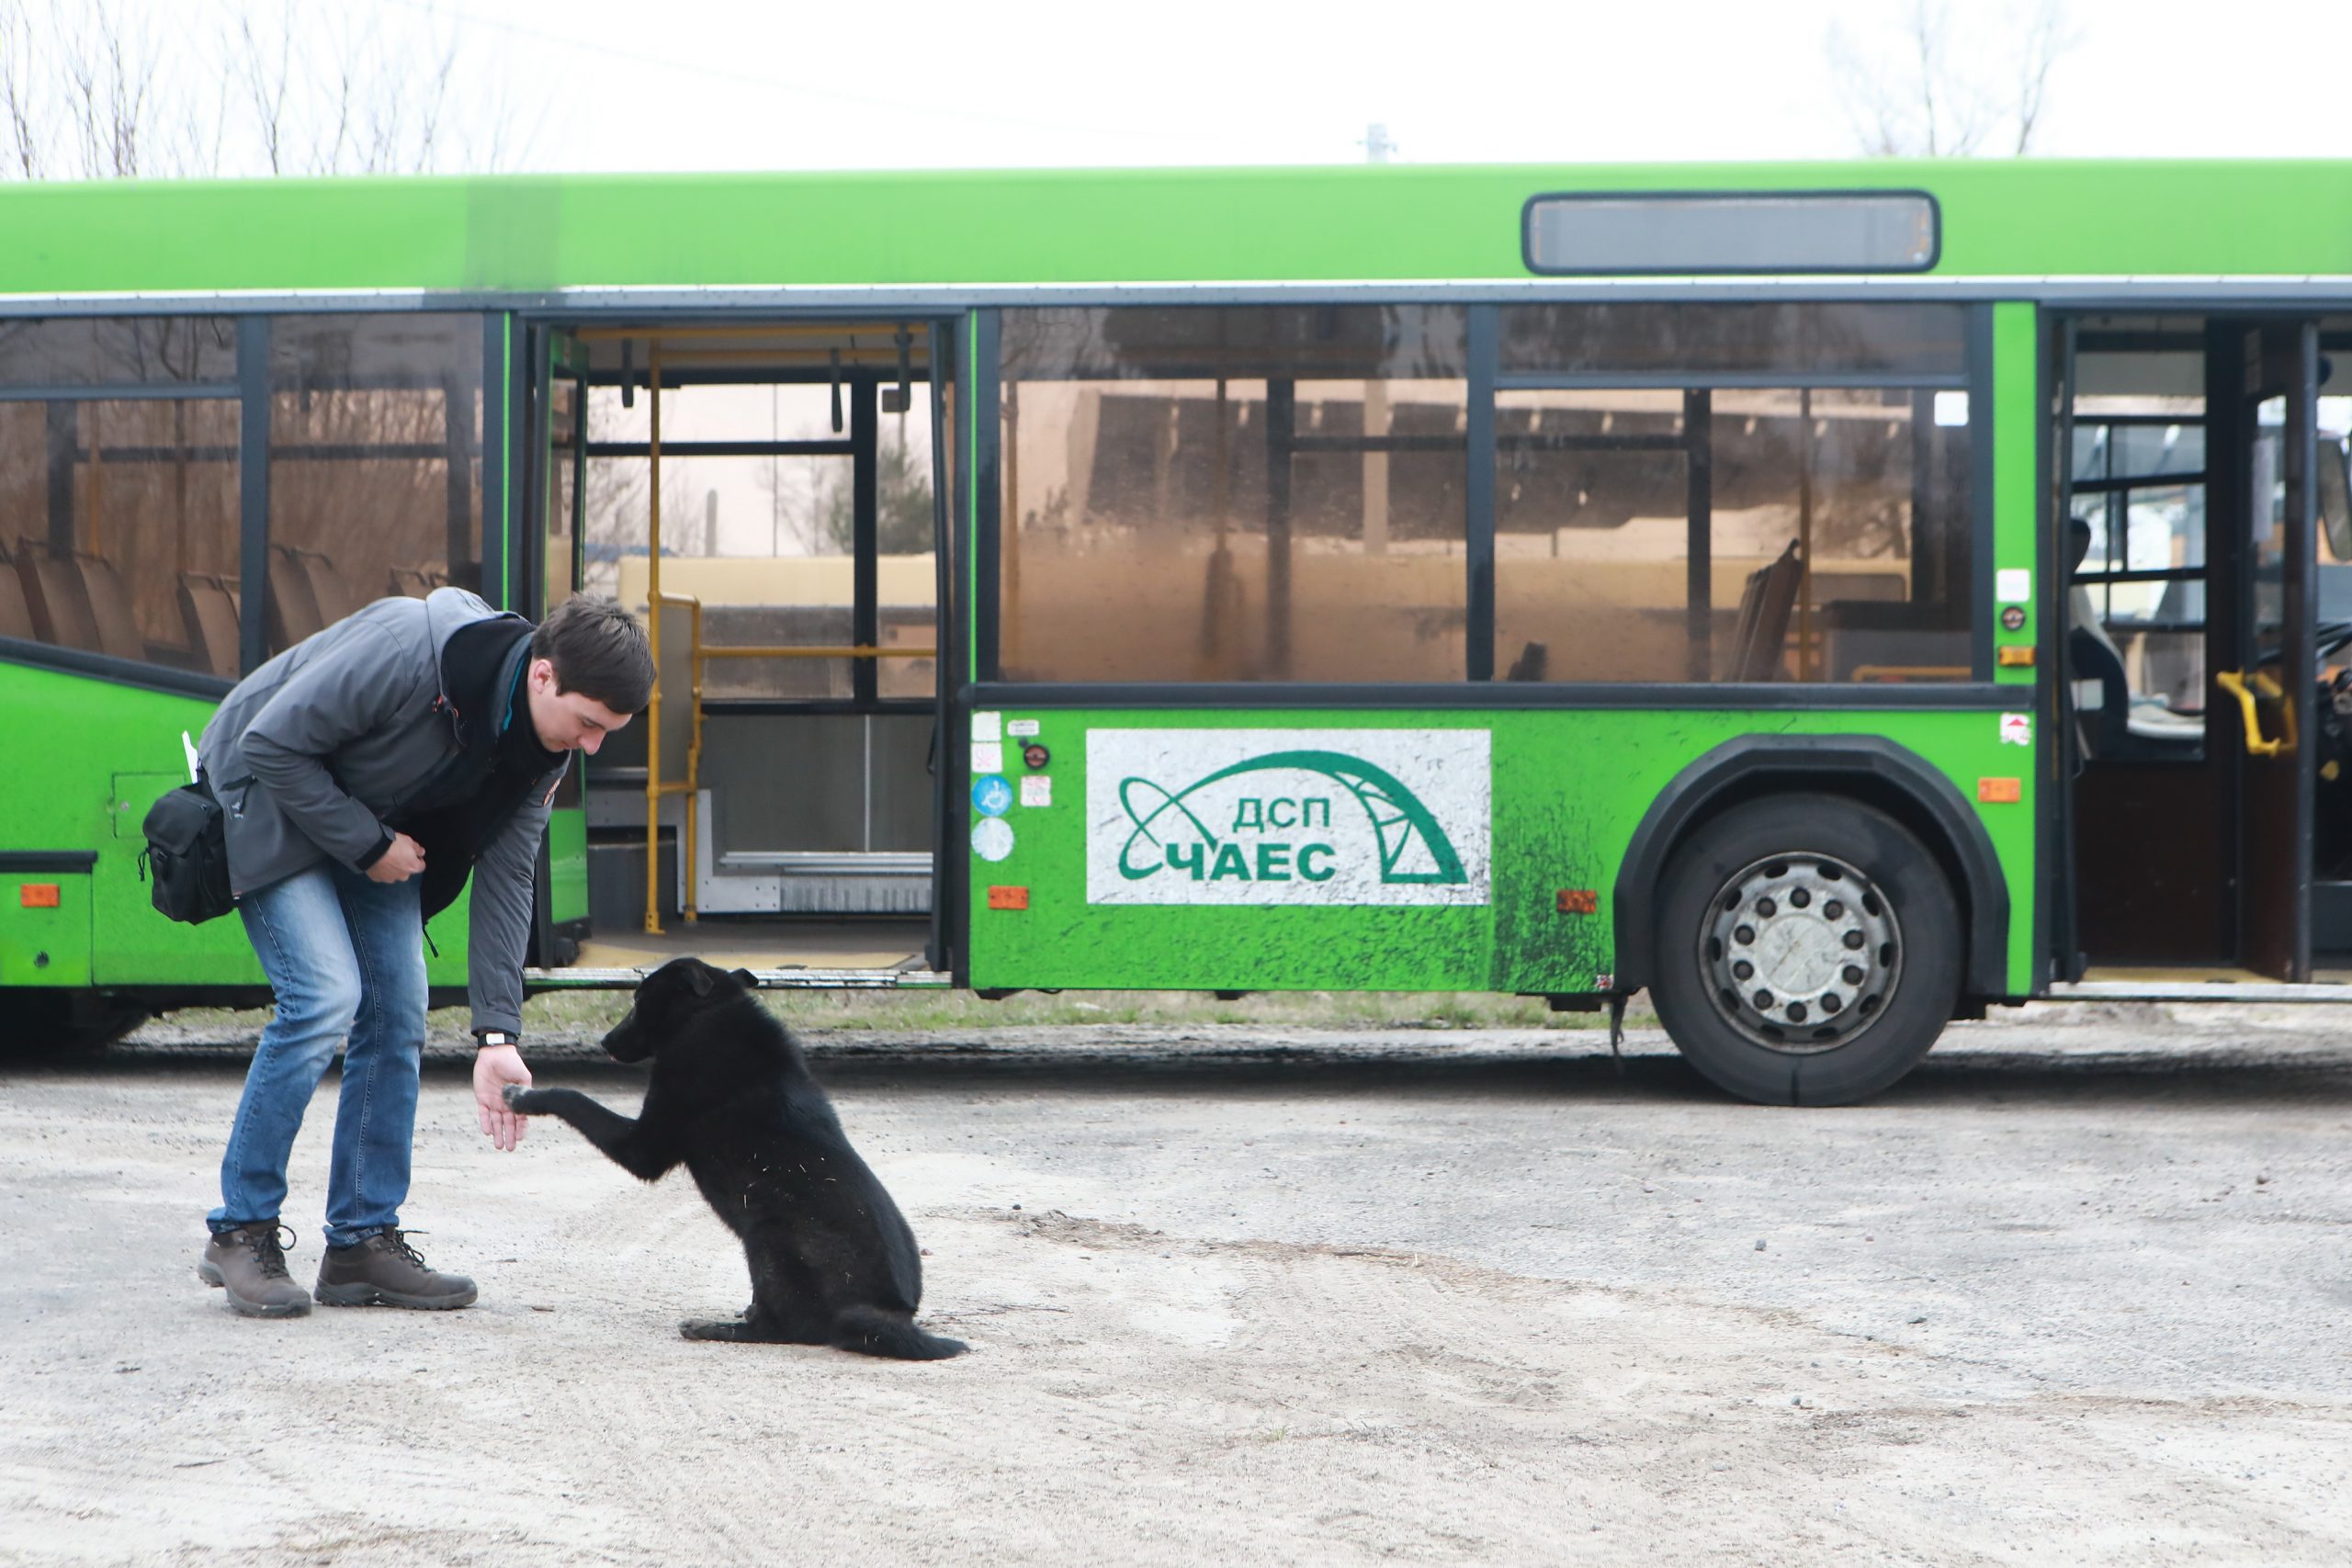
[0,0,45,180]
[2010,0,2075,155]
[233,5,291,176]
[0,0,526,183]
[1827,0,2074,160]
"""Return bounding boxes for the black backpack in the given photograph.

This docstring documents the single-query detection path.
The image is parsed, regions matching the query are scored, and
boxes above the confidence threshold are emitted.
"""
[140,776,234,925]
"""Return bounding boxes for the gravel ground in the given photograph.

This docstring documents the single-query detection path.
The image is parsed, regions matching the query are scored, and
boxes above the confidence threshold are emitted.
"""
[4,1003,2350,1566]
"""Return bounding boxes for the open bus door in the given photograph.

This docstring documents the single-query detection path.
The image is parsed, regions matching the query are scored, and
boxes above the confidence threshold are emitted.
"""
[515,318,953,991]
[2227,321,2319,980]
[924,320,956,976]
[2057,314,2322,987]
[2049,317,2084,983]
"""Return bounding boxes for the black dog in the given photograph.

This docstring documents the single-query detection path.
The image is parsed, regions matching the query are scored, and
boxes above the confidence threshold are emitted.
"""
[504,957,964,1360]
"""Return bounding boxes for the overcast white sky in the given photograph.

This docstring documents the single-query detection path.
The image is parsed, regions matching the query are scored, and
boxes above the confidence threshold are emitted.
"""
[345,0,2351,173]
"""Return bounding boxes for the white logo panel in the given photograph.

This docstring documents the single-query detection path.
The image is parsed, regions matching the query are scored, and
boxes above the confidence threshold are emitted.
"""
[1085,728,1490,907]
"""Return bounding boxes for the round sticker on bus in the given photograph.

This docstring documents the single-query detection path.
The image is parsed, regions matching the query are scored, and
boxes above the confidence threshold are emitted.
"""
[972,818,1015,862]
[972,775,1013,817]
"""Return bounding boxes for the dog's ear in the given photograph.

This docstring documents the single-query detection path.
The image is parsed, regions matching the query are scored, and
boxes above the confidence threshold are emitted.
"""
[684,963,715,998]
[731,967,759,992]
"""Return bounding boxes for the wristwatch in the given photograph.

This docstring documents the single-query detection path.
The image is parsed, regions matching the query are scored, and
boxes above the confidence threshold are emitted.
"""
[476,1030,518,1049]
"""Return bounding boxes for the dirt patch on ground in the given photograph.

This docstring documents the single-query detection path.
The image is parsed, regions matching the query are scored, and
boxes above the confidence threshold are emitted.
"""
[5,1020,2351,1564]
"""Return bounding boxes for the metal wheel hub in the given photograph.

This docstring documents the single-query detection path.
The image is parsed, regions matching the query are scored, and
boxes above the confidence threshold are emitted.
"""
[1700,852,1903,1053]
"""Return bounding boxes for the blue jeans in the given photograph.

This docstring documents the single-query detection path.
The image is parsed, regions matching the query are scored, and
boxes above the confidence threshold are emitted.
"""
[209,860,426,1249]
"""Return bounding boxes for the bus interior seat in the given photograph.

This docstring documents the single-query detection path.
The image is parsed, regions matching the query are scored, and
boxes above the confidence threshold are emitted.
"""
[178,572,242,677]
[74,553,147,662]
[1724,538,1803,681]
[265,546,324,649]
[297,547,359,626]
[388,564,443,599]
[2067,516,2202,758]
[1820,598,1971,681]
[0,547,34,643]
[15,538,103,654]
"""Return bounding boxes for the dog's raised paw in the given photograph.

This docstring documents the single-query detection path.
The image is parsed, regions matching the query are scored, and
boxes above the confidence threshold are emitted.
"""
[502,1085,535,1111]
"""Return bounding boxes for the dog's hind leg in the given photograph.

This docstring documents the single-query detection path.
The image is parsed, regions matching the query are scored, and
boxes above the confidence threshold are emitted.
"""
[831,1304,967,1361]
[681,1302,829,1345]
[502,1086,681,1182]
[680,1252,830,1345]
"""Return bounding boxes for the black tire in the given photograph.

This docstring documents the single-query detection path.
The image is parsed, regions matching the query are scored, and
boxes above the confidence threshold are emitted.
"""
[0,990,150,1057]
[1650,795,1961,1107]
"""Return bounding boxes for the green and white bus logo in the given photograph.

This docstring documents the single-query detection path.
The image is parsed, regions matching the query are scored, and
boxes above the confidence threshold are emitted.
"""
[1085,729,1490,907]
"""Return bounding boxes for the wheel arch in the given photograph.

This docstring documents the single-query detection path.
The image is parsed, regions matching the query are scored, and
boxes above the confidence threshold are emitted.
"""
[1612,735,2010,1004]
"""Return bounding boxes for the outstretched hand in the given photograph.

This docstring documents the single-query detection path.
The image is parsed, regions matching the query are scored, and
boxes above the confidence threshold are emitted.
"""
[474,1043,532,1151]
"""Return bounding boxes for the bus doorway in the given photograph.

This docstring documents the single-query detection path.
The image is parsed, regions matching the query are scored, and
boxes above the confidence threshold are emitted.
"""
[522,320,956,986]
[2060,315,2352,982]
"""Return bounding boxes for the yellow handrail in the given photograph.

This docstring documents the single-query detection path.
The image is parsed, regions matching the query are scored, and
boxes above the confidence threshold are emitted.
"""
[2214,670,2290,758]
[644,590,705,935]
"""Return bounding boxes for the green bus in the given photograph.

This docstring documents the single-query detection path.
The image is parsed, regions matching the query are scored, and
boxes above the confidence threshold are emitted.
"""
[4,162,2351,1105]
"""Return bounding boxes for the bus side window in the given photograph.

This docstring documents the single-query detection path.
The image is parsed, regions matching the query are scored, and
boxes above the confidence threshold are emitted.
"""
[997,304,1471,684]
[0,318,240,675]
[1493,303,1975,685]
[266,313,486,656]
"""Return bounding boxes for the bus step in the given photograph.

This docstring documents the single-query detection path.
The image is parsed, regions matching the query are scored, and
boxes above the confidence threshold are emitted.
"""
[524,965,951,991]
[2050,978,2352,1003]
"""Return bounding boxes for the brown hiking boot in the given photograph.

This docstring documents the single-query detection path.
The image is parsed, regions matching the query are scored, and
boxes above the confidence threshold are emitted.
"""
[313,1228,478,1310]
[198,1222,311,1318]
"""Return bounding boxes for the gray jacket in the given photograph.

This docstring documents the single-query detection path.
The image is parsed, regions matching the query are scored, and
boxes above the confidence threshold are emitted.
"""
[199,588,566,1035]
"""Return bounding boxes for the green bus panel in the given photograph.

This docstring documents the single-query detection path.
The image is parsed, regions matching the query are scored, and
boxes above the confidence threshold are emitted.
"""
[0,163,2346,296]
[964,707,2037,997]
[1,873,90,986]
[1992,300,2041,690]
[0,660,473,995]
[545,807,589,927]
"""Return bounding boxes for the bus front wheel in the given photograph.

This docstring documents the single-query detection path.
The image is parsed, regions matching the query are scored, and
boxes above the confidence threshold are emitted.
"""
[1650,796,1962,1107]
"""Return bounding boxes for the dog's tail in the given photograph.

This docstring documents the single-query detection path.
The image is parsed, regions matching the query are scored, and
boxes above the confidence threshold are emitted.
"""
[833,1305,967,1361]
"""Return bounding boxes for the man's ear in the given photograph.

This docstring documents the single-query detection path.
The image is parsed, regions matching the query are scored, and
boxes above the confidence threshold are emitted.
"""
[731,967,759,992]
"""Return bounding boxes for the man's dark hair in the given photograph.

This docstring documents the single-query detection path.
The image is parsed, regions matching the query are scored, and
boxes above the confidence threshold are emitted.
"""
[533,594,655,714]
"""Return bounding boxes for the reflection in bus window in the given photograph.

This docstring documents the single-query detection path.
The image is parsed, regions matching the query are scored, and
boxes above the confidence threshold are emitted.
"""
[0,315,236,389]
[1497,303,1974,684]
[1000,305,1469,683]
[266,313,483,654]
[0,315,242,676]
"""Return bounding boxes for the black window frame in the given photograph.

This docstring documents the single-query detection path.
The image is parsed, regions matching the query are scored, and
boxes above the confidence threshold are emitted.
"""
[0,305,507,694]
[978,295,1995,695]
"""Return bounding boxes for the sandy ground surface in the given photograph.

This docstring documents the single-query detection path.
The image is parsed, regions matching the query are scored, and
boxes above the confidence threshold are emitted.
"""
[5,1004,2352,1566]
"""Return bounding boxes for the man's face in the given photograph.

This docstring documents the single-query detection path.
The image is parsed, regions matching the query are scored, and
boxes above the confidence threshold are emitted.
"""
[524,658,632,754]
